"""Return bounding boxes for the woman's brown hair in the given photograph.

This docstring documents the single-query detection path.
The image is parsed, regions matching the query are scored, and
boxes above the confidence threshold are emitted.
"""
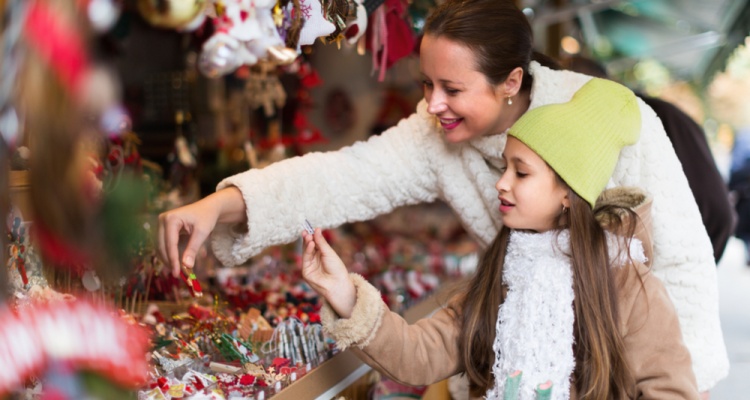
[423,0,561,93]
[455,185,639,398]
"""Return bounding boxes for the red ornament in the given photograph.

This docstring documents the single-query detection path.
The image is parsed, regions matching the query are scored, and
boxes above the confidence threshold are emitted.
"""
[239,374,255,385]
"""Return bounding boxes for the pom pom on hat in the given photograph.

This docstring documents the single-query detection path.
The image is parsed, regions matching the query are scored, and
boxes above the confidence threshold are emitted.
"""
[508,78,641,208]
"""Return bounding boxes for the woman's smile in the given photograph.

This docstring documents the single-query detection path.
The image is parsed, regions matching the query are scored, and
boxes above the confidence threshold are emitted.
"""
[439,117,463,130]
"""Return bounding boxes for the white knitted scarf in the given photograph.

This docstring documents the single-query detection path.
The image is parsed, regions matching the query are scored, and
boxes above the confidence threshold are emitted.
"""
[485,230,646,400]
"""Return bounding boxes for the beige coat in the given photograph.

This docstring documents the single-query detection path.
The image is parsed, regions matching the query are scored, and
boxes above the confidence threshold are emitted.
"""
[321,188,699,399]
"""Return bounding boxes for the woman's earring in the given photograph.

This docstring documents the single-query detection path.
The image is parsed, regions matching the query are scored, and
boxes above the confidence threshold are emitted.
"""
[562,205,568,214]
[507,96,513,106]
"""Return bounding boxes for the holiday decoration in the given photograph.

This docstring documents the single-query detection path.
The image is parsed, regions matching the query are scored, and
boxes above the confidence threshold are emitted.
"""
[199,0,298,77]
[137,0,206,30]
[85,0,123,33]
[296,0,335,48]
[0,300,150,396]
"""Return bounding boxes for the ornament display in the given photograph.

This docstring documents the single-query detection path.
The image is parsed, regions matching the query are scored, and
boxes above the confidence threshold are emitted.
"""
[199,0,297,77]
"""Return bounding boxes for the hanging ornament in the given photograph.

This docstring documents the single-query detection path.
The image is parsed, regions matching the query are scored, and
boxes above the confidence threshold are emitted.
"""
[100,104,132,137]
[281,0,303,50]
[322,0,350,44]
[199,32,244,78]
[81,269,102,291]
[0,107,20,145]
[267,45,298,65]
[343,0,367,45]
[136,0,206,30]
[199,0,296,76]
[244,63,287,117]
[296,0,335,48]
[86,0,122,33]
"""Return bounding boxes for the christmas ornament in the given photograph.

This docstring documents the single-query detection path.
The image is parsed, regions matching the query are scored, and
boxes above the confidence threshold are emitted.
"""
[244,62,286,117]
[296,0,335,48]
[86,0,122,33]
[137,0,206,30]
[198,32,244,78]
[199,0,295,76]
[343,0,367,45]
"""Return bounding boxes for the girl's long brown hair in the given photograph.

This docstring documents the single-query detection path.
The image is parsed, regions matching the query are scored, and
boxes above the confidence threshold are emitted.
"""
[455,188,639,398]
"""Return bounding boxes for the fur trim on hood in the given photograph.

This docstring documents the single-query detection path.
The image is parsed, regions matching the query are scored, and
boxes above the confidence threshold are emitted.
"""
[596,187,654,267]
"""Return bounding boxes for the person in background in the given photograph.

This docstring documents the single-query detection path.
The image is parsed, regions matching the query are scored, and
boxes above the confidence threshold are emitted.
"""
[159,0,727,393]
[564,55,735,263]
[301,78,700,399]
[728,126,750,264]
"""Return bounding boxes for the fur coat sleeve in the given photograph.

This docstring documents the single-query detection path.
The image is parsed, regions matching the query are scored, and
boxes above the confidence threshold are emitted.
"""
[210,112,441,266]
[528,63,728,390]
[320,274,462,387]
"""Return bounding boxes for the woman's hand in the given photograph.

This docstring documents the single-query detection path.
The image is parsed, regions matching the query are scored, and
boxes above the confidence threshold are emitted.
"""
[301,229,356,318]
[158,187,247,277]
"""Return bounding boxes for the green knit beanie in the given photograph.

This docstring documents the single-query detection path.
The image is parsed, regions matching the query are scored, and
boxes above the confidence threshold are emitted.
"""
[508,78,641,208]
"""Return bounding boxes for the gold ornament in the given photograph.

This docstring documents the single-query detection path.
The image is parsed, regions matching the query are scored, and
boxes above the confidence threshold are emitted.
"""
[273,2,284,27]
[137,0,205,29]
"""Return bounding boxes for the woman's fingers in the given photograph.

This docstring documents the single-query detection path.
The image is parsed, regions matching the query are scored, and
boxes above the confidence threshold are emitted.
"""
[157,213,168,268]
[182,226,210,270]
[163,216,184,277]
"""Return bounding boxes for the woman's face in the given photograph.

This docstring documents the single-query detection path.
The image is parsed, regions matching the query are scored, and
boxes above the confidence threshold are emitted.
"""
[420,34,509,143]
[496,137,569,232]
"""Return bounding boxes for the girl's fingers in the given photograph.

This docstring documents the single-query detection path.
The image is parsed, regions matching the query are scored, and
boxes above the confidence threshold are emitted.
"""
[312,228,334,254]
[307,239,316,252]
[302,239,316,258]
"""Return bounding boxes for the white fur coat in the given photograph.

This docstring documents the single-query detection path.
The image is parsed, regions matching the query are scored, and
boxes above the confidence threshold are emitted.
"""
[211,62,728,390]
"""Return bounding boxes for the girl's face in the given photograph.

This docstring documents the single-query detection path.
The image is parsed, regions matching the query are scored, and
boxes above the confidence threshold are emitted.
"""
[496,137,569,232]
[420,35,510,143]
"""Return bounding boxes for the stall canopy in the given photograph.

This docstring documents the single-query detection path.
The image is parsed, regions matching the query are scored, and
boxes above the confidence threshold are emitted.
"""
[525,0,750,85]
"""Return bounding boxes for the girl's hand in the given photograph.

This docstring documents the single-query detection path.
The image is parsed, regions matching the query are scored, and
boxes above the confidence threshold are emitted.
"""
[301,229,356,318]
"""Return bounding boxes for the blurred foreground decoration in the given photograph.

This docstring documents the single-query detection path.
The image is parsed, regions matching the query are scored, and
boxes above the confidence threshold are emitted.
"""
[0,0,153,397]
[17,0,149,285]
[0,300,150,399]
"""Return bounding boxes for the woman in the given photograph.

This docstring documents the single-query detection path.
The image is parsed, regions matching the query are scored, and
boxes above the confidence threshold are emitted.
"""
[158,0,726,392]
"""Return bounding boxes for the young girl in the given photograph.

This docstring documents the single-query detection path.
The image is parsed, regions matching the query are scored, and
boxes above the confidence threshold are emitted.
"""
[301,78,700,399]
